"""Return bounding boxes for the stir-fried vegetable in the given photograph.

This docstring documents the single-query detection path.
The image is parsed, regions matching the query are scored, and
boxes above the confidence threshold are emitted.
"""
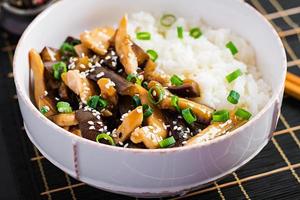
[28,14,253,149]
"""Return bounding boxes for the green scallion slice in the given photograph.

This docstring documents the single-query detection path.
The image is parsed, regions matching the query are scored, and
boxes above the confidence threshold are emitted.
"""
[56,101,72,113]
[52,62,67,80]
[132,95,142,107]
[148,85,165,105]
[226,69,243,83]
[142,81,149,89]
[136,32,151,40]
[87,96,100,109]
[235,108,252,120]
[87,96,108,109]
[126,73,142,85]
[170,75,183,86]
[226,41,238,55]
[227,90,240,104]
[98,97,108,109]
[159,136,176,148]
[142,104,153,118]
[171,95,180,111]
[146,49,158,62]
[96,133,115,146]
[60,42,75,55]
[189,27,202,39]
[212,110,230,122]
[40,106,49,115]
[181,108,197,124]
[160,14,177,27]
[177,26,184,39]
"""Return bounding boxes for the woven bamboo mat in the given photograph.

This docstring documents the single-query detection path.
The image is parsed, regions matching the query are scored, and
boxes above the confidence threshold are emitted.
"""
[0,0,299,199]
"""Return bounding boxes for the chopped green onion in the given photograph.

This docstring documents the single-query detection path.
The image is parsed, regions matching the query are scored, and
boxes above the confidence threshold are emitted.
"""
[69,39,81,46]
[98,97,108,109]
[235,108,252,120]
[212,110,230,122]
[132,95,142,107]
[181,108,197,124]
[227,90,240,104]
[142,81,149,89]
[159,136,176,148]
[52,62,67,80]
[170,75,183,86]
[148,85,165,105]
[126,74,142,85]
[96,133,115,146]
[60,42,75,55]
[160,14,177,27]
[226,41,238,55]
[142,104,153,118]
[56,101,72,113]
[146,49,158,62]
[87,96,108,109]
[136,32,151,40]
[87,96,100,109]
[171,95,180,111]
[40,106,49,115]
[226,69,243,83]
[189,27,202,39]
[177,26,184,39]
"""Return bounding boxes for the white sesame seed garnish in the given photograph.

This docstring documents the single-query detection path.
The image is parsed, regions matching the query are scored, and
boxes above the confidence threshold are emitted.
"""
[118,141,124,146]
[87,121,94,125]
[89,126,95,130]
[182,141,187,145]
[123,143,129,148]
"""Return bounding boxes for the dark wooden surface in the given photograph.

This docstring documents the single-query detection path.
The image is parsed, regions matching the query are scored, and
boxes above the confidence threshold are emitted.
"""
[0,0,299,199]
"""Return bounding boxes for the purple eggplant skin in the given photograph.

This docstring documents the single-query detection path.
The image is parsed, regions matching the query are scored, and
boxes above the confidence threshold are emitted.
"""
[87,66,133,95]
[75,109,105,141]
[167,81,201,98]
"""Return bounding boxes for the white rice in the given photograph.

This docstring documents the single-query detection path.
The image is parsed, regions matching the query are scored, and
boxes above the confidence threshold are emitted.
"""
[127,12,271,115]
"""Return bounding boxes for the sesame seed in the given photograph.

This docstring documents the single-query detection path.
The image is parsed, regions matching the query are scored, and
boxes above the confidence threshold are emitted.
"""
[87,121,94,125]
[96,72,105,78]
[123,143,129,148]
[89,126,95,130]
[118,141,124,146]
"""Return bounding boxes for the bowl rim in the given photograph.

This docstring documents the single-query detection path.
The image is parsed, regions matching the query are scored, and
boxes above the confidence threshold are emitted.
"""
[13,0,287,154]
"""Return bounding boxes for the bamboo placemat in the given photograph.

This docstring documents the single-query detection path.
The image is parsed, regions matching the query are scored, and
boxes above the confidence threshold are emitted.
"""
[0,0,299,199]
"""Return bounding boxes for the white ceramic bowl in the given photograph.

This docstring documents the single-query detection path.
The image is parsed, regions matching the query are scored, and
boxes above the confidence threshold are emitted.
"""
[13,0,286,197]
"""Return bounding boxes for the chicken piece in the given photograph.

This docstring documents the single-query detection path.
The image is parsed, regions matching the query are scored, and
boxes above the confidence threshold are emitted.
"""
[74,56,90,72]
[29,49,57,117]
[80,27,115,56]
[51,113,78,127]
[131,126,164,149]
[40,47,61,62]
[122,84,168,147]
[74,44,91,58]
[97,78,118,105]
[61,70,96,104]
[185,112,247,146]
[113,106,144,144]
[160,97,214,124]
[144,60,169,86]
[115,15,138,75]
